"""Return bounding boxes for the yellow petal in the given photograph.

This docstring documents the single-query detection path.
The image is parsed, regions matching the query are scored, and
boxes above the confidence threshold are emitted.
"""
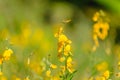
[50,64,57,69]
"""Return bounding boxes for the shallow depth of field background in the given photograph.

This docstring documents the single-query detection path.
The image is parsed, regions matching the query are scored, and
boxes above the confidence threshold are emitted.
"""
[0,0,120,80]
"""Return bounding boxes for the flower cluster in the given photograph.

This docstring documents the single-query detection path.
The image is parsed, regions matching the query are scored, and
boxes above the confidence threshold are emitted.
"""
[92,10,110,51]
[54,26,75,80]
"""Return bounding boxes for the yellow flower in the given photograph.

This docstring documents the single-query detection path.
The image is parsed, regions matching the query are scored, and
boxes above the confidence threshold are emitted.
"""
[58,43,64,53]
[103,70,110,79]
[54,26,63,38]
[92,10,110,51]
[59,57,65,62]
[46,70,51,77]
[93,22,109,40]
[93,12,100,22]
[96,62,108,72]
[3,49,13,60]
[50,64,57,69]
[0,71,3,76]
[67,57,72,63]
[58,34,68,43]
[67,57,74,73]
[64,44,71,56]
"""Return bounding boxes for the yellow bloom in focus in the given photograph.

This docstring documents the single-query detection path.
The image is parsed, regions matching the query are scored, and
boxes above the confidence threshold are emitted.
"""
[46,70,51,77]
[103,70,110,79]
[3,49,13,60]
[50,64,57,69]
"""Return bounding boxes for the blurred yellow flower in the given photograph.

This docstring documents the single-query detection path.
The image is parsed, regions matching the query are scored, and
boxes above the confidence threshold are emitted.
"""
[59,57,65,62]
[67,57,72,63]
[59,34,68,43]
[64,44,71,56]
[103,70,110,79]
[3,48,13,60]
[30,61,44,74]
[55,27,72,58]
[93,22,109,40]
[93,12,100,22]
[46,70,51,77]
[0,71,3,76]
[54,26,63,38]
[50,64,57,69]
[96,62,108,72]
[92,10,110,51]
[67,57,74,73]
[55,26,75,79]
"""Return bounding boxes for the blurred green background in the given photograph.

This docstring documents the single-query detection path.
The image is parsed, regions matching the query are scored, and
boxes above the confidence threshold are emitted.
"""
[0,0,120,80]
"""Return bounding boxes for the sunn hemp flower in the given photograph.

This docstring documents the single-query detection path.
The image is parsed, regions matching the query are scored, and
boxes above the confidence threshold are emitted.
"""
[92,10,110,51]
[54,26,76,80]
